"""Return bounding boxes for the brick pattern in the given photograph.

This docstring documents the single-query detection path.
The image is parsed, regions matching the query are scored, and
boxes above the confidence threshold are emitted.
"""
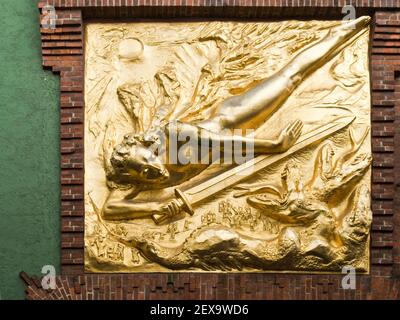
[37,0,400,9]
[22,0,400,299]
[39,6,85,274]
[37,0,399,19]
[371,11,400,276]
[20,272,400,300]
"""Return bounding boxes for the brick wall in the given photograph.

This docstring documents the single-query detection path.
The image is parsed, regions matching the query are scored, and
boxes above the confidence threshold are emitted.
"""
[20,0,400,299]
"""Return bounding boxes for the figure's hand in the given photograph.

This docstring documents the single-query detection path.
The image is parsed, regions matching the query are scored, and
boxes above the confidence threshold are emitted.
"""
[152,199,182,224]
[275,120,303,152]
[159,199,182,218]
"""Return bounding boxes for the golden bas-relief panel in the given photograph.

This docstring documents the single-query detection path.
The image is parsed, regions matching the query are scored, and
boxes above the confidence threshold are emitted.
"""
[84,17,372,273]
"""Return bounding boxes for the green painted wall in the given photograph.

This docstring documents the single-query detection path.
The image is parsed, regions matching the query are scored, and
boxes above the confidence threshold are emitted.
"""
[0,0,60,300]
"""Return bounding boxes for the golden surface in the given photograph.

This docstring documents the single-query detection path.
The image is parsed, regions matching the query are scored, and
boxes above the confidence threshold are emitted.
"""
[85,18,372,273]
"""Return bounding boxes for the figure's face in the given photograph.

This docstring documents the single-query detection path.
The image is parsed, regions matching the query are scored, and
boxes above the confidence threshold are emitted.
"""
[111,136,169,185]
[127,143,169,183]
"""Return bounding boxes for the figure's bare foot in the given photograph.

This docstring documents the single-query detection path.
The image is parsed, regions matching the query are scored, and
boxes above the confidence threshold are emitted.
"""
[275,120,303,152]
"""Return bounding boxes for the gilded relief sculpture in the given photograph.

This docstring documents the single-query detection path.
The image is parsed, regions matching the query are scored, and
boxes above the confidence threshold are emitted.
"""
[85,17,372,272]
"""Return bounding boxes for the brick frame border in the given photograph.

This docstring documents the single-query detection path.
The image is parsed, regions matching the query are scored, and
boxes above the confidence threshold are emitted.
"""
[21,0,400,299]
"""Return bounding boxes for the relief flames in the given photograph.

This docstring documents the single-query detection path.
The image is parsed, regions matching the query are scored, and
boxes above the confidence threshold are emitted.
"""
[84,17,372,272]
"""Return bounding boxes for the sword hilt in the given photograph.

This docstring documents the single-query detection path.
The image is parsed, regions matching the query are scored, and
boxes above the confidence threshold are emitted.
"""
[174,188,194,216]
[152,189,194,225]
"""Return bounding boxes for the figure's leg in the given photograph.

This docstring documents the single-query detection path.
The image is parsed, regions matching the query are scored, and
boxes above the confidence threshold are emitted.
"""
[198,16,370,132]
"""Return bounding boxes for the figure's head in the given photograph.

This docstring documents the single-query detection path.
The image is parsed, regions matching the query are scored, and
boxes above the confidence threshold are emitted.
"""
[108,133,169,186]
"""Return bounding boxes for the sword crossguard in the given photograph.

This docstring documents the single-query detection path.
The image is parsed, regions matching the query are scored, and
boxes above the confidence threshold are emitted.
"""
[174,188,194,216]
[152,189,194,225]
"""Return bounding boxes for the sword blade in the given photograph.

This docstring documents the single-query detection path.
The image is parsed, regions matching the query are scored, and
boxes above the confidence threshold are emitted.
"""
[182,115,355,207]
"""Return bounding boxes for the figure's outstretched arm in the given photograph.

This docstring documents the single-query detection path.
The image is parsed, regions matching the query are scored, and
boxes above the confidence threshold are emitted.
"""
[103,190,180,221]
[103,198,181,221]
[103,198,159,220]
[199,119,303,154]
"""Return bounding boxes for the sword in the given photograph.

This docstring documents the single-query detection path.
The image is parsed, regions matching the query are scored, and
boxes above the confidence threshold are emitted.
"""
[153,116,355,224]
